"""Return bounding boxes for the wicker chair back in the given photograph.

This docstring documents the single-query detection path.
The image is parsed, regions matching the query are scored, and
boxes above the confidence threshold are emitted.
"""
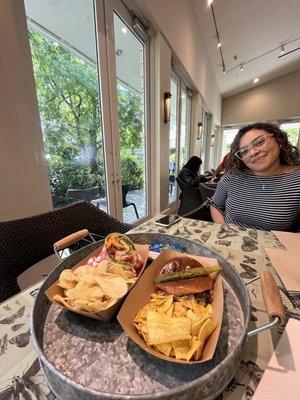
[0,201,132,302]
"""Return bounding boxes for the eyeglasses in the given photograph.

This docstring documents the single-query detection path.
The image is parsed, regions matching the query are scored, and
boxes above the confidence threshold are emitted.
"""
[235,134,274,160]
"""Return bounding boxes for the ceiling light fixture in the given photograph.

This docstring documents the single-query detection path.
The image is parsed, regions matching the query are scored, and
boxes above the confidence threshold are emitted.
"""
[253,78,259,84]
[208,0,214,5]
[240,64,244,72]
[210,3,226,75]
[280,45,285,55]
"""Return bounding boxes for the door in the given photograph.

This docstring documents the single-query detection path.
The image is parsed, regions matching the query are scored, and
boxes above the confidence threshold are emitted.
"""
[105,0,151,224]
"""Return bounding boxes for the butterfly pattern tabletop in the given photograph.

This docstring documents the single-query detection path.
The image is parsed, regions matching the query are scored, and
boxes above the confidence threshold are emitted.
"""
[0,219,299,400]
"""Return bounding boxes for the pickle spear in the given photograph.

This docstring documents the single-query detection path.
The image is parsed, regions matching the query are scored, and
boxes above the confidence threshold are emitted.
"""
[153,264,221,284]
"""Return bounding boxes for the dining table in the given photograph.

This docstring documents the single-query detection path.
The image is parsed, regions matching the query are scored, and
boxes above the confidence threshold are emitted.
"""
[0,217,299,400]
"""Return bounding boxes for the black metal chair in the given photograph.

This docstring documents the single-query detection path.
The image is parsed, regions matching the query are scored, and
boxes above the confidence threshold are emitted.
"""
[0,201,132,302]
[182,200,213,222]
[198,182,216,203]
[66,186,100,202]
[176,178,203,216]
[122,184,139,220]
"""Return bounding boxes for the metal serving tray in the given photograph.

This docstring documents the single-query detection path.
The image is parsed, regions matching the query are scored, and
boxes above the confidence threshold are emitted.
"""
[30,233,250,400]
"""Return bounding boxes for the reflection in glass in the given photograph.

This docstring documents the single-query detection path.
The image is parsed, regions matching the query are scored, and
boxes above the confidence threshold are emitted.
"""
[114,13,147,223]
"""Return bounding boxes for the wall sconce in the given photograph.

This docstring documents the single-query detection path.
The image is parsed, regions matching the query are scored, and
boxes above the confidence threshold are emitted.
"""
[163,92,172,123]
[197,122,202,140]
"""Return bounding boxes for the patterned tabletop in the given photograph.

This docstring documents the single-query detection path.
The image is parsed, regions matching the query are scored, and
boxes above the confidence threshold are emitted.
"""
[0,219,299,400]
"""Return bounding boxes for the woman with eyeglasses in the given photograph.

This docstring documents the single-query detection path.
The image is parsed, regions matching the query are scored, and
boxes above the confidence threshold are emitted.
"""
[210,122,300,231]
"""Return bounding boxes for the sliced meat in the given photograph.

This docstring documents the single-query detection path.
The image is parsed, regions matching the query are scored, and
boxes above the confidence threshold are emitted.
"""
[155,275,213,296]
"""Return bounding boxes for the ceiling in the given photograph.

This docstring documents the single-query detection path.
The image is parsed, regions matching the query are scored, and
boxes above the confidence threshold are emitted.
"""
[191,0,300,98]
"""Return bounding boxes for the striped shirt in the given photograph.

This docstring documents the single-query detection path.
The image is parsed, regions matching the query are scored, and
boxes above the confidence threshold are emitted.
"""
[211,168,300,231]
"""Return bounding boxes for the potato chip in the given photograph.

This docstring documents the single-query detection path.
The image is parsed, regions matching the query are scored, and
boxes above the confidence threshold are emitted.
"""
[94,275,128,299]
[145,311,192,345]
[74,265,94,276]
[57,269,78,289]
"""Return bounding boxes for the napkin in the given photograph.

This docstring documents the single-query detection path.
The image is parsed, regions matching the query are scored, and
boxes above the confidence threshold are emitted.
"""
[266,248,300,294]
[271,231,300,251]
[253,318,300,400]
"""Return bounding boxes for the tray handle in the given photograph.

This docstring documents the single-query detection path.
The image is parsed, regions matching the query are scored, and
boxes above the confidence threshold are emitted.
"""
[247,270,286,337]
[54,229,96,259]
[261,270,286,326]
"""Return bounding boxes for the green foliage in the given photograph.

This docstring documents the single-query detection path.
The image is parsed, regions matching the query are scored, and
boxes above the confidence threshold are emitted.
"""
[29,30,144,206]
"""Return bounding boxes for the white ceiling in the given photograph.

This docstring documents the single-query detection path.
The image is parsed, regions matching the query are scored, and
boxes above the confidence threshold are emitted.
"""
[191,0,300,98]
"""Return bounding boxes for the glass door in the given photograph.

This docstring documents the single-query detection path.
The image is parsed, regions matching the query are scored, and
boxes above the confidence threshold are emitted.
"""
[103,0,150,224]
[168,77,180,204]
[179,89,192,169]
[24,0,108,210]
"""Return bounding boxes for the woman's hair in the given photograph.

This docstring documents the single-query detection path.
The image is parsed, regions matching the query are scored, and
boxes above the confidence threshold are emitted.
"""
[226,122,299,172]
[182,156,202,173]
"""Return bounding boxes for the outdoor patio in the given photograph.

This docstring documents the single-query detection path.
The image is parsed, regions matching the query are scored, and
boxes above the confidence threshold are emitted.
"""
[94,187,177,224]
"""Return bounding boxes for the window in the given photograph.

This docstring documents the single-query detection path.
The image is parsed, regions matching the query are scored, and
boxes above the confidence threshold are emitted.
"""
[280,122,300,148]
[168,74,193,205]
[222,128,239,157]
[25,0,107,210]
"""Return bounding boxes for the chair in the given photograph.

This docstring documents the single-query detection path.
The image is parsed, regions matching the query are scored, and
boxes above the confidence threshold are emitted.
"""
[0,201,132,302]
[182,201,213,222]
[198,182,216,203]
[176,178,203,216]
[66,186,100,202]
[169,174,175,194]
[122,184,139,220]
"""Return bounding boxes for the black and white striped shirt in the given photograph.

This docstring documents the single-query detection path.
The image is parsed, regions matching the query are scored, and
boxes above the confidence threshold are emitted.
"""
[211,168,300,231]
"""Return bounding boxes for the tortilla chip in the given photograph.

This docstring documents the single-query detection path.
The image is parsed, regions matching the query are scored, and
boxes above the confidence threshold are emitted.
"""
[145,311,192,345]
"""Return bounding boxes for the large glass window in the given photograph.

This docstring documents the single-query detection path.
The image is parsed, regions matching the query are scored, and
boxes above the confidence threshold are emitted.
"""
[113,12,148,223]
[25,0,107,210]
[222,128,239,157]
[280,122,300,148]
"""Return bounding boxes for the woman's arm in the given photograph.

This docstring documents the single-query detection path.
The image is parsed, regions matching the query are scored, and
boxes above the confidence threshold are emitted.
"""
[210,205,225,224]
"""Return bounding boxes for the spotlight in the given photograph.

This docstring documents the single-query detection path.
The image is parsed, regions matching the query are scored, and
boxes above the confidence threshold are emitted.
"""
[217,41,222,48]
[280,45,285,55]
[240,64,244,72]
[253,78,260,84]
[222,66,226,74]
[208,0,213,5]
[121,27,127,34]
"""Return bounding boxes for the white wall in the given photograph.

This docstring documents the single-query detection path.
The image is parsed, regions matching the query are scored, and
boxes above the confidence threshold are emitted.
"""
[0,0,52,221]
[137,0,222,123]
[222,70,300,126]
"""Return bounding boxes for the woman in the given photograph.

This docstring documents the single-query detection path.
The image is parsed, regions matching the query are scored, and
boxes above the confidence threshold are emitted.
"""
[210,122,300,231]
[177,156,210,187]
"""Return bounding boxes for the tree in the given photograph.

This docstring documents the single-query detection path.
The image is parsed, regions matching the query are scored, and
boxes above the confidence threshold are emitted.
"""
[29,30,144,206]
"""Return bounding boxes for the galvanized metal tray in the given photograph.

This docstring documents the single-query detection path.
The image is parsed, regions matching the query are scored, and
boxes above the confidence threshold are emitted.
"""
[30,233,251,400]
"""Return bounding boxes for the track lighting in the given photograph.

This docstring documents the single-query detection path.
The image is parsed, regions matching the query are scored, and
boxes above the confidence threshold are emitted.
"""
[217,41,222,48]
[222,66,226,74]
[240,64,244,72]
[280,45,285,55]
[253,78,259,84]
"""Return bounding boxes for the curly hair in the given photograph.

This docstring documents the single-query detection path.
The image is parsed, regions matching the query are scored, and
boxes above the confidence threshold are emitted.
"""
[226,122,299,172]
